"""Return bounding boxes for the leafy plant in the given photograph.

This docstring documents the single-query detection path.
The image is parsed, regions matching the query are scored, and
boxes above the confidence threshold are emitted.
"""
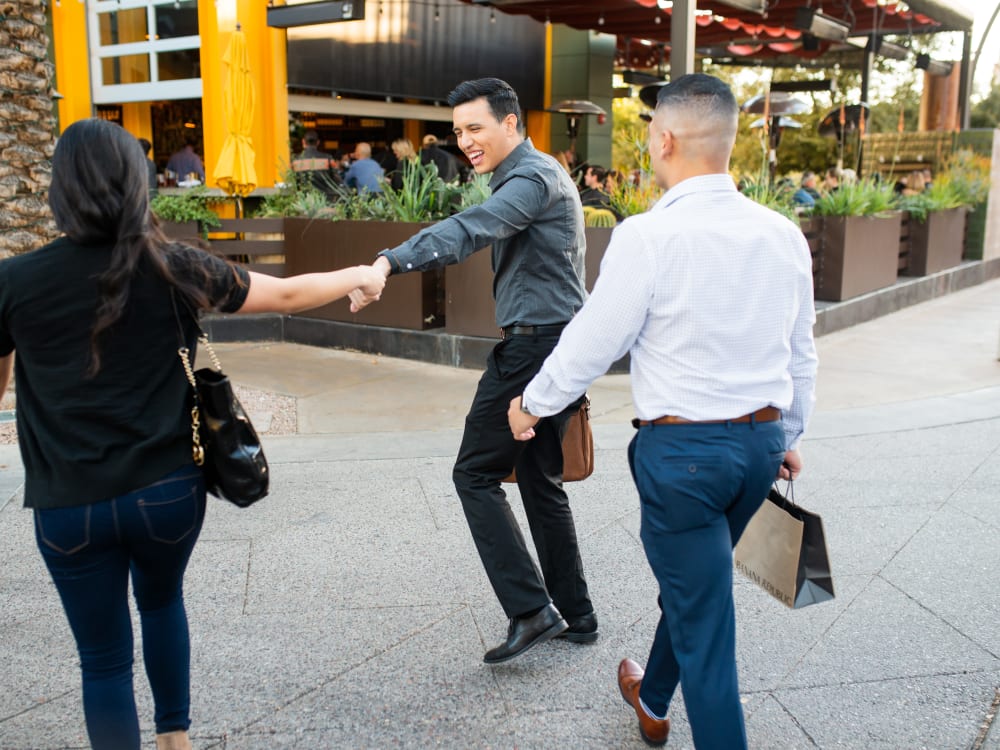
[150,186,222,229]
[812,178,898,217]
[936,149,990,208]
[606,143,662,219]
[291,190,336,219]
[378,160,460,222]
[740,175,800,224]
[254,166,343,219]
[899,180,964,223]
[326,183,387,221]
[456,172,492,212]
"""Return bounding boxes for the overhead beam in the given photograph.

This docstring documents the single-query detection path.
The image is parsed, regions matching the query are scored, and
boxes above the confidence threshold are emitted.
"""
[905,0,975,32]
[671,0,695,78]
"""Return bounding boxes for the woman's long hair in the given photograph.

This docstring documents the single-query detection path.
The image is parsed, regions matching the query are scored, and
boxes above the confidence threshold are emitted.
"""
[48,119,216,376]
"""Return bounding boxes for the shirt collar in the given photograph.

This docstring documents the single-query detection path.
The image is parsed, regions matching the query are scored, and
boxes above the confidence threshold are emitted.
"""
[489,138,533,187]
[654,173,737,211]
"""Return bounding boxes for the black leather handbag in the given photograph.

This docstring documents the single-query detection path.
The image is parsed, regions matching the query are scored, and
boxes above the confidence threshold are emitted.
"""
[173,297,269,507]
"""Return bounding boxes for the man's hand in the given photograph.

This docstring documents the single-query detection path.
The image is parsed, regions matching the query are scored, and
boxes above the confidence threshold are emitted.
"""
[777,449,802,481]
[349,256,392,313]
[508,395,540,441]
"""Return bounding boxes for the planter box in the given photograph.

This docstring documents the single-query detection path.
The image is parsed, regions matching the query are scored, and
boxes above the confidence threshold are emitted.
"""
[905,207,968,276]
[284,218,439,330]
[814,213,903,302]
[444,226,614,339]
[159,220,200,240]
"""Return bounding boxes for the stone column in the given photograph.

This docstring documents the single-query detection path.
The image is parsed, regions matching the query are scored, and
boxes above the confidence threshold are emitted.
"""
[0,0,59,258]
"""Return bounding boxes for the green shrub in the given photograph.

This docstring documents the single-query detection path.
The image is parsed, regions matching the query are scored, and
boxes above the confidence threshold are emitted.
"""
[378,160,461,223]
[739,175,799,224]
[813,179,898,217]
[254,169,324,218]
[456,172,492,212]
[937,149,990,208]
[150,186,222,229]
[899,180,964,223]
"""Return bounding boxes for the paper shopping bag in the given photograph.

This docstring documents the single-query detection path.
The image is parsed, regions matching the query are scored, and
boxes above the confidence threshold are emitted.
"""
[734,485,835,609]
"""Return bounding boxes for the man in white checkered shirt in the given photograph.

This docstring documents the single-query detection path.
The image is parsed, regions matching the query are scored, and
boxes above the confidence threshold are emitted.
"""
[509,73,818,749]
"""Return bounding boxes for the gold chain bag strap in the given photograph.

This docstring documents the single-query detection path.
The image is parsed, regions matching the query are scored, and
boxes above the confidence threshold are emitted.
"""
[172,292,269,507]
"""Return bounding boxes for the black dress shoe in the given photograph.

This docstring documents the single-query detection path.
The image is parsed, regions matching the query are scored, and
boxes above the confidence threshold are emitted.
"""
[556,612,599,644]
[483,603,567,664]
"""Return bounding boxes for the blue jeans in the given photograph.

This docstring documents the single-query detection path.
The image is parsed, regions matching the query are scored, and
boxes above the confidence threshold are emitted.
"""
[34,464,206,750]
[628,419,786,750]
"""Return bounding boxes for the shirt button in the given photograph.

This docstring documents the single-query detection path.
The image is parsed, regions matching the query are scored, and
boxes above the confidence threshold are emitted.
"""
[688,464,697,474]
[433,252,439,258]
[406,263,413,269]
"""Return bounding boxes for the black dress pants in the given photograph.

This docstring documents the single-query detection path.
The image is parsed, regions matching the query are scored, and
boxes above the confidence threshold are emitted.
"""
[452,334,593,620]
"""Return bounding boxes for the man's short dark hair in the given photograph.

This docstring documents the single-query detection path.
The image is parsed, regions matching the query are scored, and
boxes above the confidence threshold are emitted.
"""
[587,166,608,183]
[304,129,320,146]
[137,137,151,155]
[656,73,738,118]
[447,77,521,127]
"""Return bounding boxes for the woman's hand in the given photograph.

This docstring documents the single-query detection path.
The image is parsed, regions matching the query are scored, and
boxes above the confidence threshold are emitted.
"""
[356,264,386,298]
[350,257,391,313]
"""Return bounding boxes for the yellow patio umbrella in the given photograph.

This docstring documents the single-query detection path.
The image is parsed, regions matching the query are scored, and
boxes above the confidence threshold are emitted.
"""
[214,23,257,207]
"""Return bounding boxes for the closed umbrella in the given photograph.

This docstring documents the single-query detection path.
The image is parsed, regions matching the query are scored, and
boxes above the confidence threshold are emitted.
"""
[214,23,257,209]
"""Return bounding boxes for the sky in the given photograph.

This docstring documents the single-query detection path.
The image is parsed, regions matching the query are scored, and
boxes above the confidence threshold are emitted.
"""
[965,0,1000,98]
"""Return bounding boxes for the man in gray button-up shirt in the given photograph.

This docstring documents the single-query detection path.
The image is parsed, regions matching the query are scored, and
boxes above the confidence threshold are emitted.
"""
[352,77,596,664]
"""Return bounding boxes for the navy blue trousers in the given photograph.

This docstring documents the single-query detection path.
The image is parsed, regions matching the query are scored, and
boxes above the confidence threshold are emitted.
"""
[34,465,206,750]
[628,418,786,750]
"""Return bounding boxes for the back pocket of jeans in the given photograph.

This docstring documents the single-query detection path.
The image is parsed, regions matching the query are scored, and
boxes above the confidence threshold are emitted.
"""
[35,506,91,555]
[137,488,199,544]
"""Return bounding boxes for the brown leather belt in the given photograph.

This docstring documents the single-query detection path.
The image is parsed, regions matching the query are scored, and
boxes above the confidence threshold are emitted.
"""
[634,406,781,427]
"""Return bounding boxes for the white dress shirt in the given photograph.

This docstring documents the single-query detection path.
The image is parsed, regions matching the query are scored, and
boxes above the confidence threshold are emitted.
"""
[523,173,818,449]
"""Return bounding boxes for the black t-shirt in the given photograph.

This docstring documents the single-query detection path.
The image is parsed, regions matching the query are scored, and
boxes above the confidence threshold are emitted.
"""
[0,237,250,509]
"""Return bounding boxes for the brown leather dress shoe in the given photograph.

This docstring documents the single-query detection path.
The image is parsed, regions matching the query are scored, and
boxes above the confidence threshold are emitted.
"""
[618,658,670,747]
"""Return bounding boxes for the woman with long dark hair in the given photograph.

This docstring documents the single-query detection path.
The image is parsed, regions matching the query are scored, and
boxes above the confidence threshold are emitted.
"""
[0,118,384,750]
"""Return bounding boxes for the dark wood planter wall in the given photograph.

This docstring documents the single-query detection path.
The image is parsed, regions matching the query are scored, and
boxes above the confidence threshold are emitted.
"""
[444,226,614,339]
[160,218,286,277]
[284,218,439,330]
[902,207,968,276]
[813,213,903,302]
[165,212,971,318]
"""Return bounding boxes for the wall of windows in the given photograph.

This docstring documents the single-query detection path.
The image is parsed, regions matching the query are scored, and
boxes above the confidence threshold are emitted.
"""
[88,0,201,103]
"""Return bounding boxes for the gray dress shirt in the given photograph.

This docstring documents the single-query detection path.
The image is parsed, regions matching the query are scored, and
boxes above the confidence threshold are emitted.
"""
[379,139,587,328]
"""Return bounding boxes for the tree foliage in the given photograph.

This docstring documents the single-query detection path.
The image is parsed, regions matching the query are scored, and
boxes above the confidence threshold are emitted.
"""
[971,83,1000,129]
[609,53,929,184]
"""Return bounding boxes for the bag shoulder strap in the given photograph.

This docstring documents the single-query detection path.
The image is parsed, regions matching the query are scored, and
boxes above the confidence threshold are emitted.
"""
[170,289,223,374]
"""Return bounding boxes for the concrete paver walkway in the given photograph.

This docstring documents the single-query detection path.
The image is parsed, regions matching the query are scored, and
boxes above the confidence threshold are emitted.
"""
[2,280,999,749]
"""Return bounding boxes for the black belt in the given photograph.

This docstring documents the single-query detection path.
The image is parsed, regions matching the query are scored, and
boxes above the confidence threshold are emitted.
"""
[499,323,568,339]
